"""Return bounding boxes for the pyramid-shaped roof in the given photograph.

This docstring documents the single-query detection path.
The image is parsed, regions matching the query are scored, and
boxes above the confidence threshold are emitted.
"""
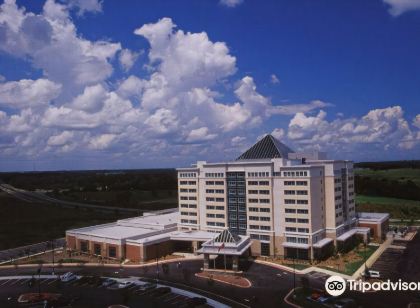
[214,229,241,243]
[236,134,294,160]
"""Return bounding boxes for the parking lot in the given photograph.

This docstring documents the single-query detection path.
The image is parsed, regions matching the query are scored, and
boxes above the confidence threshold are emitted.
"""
[0,275,215,307]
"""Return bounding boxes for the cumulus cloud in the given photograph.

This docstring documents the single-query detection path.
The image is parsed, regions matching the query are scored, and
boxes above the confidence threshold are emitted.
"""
[118,49,140,71]
[285,106,420,156]
[270,74,280,84]
[219,0,244,8]
[0,79,61,108]
[66,0,102,16]
[383,0,420,16]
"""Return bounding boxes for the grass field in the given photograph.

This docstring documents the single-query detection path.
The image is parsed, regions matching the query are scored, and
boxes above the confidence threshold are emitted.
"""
[356,195,420,219]
[355,168,420,186]
[0,192,130,250]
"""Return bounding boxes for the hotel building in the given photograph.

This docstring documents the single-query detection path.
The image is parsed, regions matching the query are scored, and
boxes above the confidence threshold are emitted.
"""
[66,135,388,266]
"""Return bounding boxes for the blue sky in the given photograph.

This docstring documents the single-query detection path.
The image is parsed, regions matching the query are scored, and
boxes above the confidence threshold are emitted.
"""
[0,0,419,171]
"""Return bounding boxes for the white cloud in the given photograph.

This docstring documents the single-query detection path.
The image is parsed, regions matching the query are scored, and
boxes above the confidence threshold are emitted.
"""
[47,130,74,146]
[286,106,420,154]
[270,74,280,84]
[219,0,244,8]
[70,84,107,113]
[413,114,420,129]
[186,127,217,143]
[0,79,61,108]
[118,49,140,71]
[383,0,420,16]
[66,0,102,16]
[88,133,116,150]
[271,128,285,140]
[0,75,5,82]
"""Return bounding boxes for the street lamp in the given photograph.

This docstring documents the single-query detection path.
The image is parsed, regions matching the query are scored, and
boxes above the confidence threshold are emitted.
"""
[51,240,55,276]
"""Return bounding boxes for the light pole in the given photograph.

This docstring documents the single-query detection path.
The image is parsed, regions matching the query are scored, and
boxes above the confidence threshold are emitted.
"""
[51,240,55,275]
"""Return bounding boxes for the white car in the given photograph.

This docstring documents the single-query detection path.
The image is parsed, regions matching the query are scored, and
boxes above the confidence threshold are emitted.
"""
[117,281,133,289]
[60,272,77,282]
[367,270,380,278]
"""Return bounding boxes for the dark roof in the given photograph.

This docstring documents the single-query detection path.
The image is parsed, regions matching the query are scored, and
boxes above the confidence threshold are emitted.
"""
[214,229,241,243]
[236,134,294,161]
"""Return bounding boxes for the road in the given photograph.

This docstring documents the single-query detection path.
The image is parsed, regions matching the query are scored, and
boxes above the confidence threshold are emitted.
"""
[0,239,65,264]
[0,183,141,214]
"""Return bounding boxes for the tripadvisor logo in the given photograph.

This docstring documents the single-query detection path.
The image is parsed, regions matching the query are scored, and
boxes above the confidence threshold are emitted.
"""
[325,276,346,296]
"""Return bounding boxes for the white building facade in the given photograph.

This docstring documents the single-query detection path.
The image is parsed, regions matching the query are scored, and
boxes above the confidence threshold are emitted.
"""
[177,134,361,260]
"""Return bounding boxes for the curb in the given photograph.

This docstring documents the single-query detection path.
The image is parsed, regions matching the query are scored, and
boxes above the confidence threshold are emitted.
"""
[283,288,302,308]
[194,272,252,288]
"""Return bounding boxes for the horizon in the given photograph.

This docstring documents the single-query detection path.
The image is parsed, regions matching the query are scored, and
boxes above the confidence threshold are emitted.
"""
[0,0,419,171]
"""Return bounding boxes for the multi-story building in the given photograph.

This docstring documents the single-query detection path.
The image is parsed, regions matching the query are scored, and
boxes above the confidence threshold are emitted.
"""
[66,134,389,266]
[177,134,383,260]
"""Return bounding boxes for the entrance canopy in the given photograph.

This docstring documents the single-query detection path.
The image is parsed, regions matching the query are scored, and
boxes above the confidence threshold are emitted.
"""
[197,229,252,256]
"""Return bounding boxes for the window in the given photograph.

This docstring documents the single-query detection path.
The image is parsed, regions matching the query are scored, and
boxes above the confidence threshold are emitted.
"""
[297,209,309,214]
[298,228,309,233]
[216,214,225,218]
[239,223,247,229]
[189,196,196,200]
[285,227,296,232]
[181,212,189,216]
[260,226,271,230]
[206,205,215,210]
[286,237,297,243]
[249,216,259,221]
[216,222,225,227]
[206,189,215,193]
[189,204,197,208]
[108,246,117,258]
[248,198,258,203]
[215,198,225,202]
[206,181,215,185]
[285,208,296,213]
[207,222,216,226]
[259,181,269,186]
[180,181,188,185]
[259,199,270,203]
[215,189,224,194]
[206,213,215,218]
[181,204,188,208]
[215,206,225,210]
[285,190,295,195]
[179,172,197,178]
[297,218,309,223]
[206,197,215,202]
[80,241,88,253]
[296,190,308,195]
[298,238,308,244]
[189,189,196,193]
[94,244,101,256]
[285,218,296,223]
[250,225,259,230]
[284,181,295,186]
[259,190,270,194]
[248,190,258,194]
[260,216,270,221]
[180,196,188,200]
[181,219,189,223]
[260,208,270,213]
[188,181,196,185]
[297,200,308,205]
[285,199,296,204]
[261,243,270,256]
[215,181,224,185]
[296,181,307,186]
[248,181,258,185]
[249,207,258,212]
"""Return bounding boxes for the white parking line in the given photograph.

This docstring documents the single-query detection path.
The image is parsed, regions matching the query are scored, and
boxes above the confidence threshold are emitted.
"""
[0,279,12,286]
[40,279,49,284]
[20,279,31,285]
[47,279,57,285]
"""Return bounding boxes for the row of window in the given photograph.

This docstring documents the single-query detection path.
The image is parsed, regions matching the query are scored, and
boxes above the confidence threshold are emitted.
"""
[283,171,308,177]
[229,222,247,229]
[247,172,270,177]
[284,181,308,186]
[206,181,224,185]
[285,199,309,205]
[250,234,270,241]
[181,219,198,224]
[285,227,309,233]
[285,208,309,214]
[205,173,224,178]
[249,216,271,221]
[229,214,247,220]
[206,213,225,218]
[207,222,225,227]
[181,212,197,216]
[206,197,225,202]
[180,204,197,208]
[248,189,270,195]
[248,198,270,203]
[228,189,245,195]
[249,225,271,230]
[249,207,270,213]
[179,180,196,185]
[285,218,309,223]
[179,172,197,178]
[206,205,225,210]
[285,190,308,195]
[286,237,309,244]
[335,187,342,192]
[180,196,197,200]
[206,189,224,194]
[180,188,196,193]
[248,180,270,186]
[334,178,342,184]
[80,242,117,258]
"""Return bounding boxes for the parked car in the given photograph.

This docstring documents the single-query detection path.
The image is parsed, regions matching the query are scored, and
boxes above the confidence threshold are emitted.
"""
[60,272,77,282]
[102,278,117,288]
[117,281,134,289]
[138,282,157,291]
[362,270,380,279]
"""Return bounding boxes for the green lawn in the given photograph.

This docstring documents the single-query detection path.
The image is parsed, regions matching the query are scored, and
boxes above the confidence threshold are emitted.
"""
[317,245,378,276]
[355,168,420,186]
[356,195,420,219]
